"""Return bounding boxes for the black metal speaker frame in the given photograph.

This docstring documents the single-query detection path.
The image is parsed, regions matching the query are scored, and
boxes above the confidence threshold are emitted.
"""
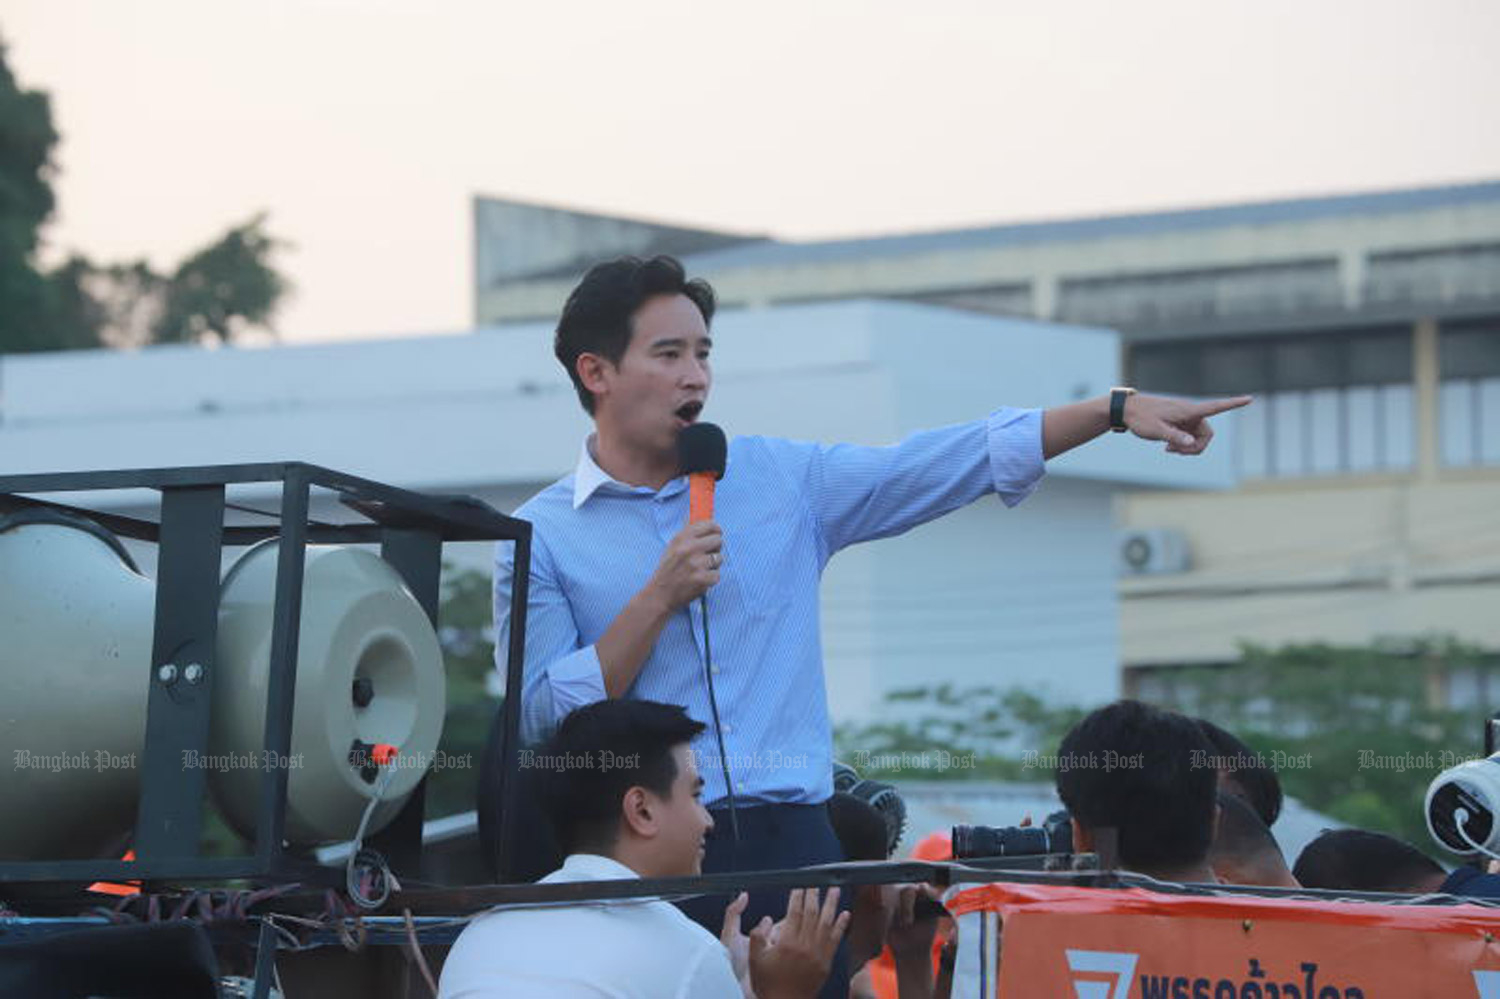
[0,462,530,888]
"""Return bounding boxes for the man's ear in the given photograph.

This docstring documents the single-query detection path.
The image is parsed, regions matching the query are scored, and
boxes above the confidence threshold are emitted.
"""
[577,352,612,401]
[1070,817,1094,853]
[621,786,656,838]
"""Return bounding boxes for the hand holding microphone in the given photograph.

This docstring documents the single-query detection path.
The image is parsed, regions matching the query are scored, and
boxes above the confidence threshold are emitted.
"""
[651,521,722,610]
[647,423,728,612]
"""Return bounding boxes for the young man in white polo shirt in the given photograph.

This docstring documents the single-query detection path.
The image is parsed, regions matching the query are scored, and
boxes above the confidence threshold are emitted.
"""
[439,699,849,999]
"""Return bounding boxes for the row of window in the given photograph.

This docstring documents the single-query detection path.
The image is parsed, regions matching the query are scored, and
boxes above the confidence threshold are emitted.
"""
[1129,323,1500,478]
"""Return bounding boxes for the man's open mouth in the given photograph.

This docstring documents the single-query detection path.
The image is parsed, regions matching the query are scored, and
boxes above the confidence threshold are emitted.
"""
[675,401,703,425]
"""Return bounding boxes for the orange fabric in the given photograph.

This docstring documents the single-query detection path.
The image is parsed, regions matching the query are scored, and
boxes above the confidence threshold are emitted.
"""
[689,473,716,523]
[948,881,1500,999]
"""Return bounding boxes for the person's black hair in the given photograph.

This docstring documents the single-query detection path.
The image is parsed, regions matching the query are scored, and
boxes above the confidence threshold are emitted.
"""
[1196,718,1283,827]
[554,255,717,414]
[538,699,706,855]
[1292,828,1445,894]
[1209,790,1284,868]
[1055,699,1217,874]
[827,792,890,862]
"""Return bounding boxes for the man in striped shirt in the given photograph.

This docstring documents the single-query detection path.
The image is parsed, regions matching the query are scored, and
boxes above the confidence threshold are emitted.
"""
[493,254,1248,994]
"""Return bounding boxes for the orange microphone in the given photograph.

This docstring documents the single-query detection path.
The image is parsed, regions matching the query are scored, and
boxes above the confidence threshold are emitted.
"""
[678,422,727,522]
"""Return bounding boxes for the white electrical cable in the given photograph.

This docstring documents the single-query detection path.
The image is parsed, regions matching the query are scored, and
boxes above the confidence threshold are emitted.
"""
[346,763,400,909]
[1456,808,1500,864]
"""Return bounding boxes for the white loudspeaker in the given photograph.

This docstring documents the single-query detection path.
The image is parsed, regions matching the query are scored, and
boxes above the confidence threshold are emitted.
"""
[0,518,446,860]
[1426,754,1500,857]
[0,518,154,860]
[212,541,445,845]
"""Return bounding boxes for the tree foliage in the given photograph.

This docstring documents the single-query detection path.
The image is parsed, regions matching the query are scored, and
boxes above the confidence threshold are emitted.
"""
[0,37,67,353]
[427,565,502,818]
[836,637,1499,849]
[153,214,288,345]
[1146,637,1496,847]
[0,35,288,354]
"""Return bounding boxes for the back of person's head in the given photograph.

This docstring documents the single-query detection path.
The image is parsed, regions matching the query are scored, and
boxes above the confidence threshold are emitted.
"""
[1055,699,1217,876]
[554,255,717,414]
[539,699,705,856]
[1292,829,1446,894]
[1209,791,1298,887]
[1196,718,1283,827]
[827,791,898,967]
[828,792,890,862]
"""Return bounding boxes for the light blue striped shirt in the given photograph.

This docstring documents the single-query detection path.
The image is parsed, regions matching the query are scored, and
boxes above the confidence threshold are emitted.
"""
[493,408,1045,806]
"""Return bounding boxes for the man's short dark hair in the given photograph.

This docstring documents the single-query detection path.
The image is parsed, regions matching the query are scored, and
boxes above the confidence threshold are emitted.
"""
[1055,700,1217,873]
[1196,718,1283,827]
[1292,828,1445,894]
[539,699,706,855]
[827,792,890,862]
[1210,790,1285,871]
[554,255,717,414]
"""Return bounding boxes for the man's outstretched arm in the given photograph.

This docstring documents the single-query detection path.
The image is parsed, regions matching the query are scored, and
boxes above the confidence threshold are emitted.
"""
[1042,392,1253,460]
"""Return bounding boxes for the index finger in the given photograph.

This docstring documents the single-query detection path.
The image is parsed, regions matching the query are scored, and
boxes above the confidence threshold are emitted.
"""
[1192,395,1253,418]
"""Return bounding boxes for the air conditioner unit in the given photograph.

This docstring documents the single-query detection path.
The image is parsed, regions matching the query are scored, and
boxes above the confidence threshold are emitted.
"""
[1118,528,1191,576]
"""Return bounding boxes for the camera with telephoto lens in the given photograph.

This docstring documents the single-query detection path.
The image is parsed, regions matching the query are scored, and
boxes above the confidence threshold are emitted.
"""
[952,808,1073,860]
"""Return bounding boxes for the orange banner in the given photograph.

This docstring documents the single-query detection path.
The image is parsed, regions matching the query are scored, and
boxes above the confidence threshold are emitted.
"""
[947,881,1500,999]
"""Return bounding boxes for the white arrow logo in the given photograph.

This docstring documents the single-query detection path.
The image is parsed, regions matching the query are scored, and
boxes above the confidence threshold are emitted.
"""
[1066,949,1139,999]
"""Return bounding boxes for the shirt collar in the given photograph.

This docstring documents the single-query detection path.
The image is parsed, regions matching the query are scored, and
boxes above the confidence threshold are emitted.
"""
[557,853,641,881]
[571,435,613,509]
[571,434,690,509]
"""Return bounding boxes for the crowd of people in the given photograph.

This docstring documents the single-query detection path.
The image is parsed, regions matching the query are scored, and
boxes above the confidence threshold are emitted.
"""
[439,695,1494,999]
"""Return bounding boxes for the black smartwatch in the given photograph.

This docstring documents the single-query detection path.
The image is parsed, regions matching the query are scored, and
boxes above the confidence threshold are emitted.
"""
[1109,387,1136,433]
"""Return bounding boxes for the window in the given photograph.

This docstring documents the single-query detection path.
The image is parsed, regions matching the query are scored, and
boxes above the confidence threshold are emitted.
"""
[1129,327,1413,479]
[1439,321,1500,467]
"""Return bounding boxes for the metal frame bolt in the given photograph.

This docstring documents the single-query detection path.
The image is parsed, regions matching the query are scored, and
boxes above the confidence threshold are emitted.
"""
[183,663,205,684]
[157,664,178,685]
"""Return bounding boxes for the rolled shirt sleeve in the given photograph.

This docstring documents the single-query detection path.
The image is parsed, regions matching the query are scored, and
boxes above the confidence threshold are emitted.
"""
[493,538,607,746]
[987,406,1045,507]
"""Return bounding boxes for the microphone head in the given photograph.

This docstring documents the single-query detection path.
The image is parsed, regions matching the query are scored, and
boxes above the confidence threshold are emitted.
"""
[678,422,727,480]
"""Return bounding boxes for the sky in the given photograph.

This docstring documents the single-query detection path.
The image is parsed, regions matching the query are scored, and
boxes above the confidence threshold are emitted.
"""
[1,0,1498,344]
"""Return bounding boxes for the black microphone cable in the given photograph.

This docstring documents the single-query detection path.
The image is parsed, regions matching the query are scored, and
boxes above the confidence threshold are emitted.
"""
[698,591,740,854]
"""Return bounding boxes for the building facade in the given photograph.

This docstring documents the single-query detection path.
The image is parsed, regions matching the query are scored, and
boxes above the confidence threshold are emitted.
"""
[474,181,1500,696]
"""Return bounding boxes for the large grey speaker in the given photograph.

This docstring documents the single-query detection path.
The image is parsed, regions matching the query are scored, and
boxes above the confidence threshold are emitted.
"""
[0,519,446,860]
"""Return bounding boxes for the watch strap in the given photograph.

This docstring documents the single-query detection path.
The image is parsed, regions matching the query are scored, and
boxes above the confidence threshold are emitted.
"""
[1109,387,1135,433]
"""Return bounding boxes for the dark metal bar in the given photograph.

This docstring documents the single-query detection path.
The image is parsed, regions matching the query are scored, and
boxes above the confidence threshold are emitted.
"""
[0,856,279,883]
[368,528,445,875]
[254,467,310,870]
[0,493,161,542]
[134,485,226,859]
[0,462,293,493]
[250,918,279,999]
[497,526,532,881]
[223,524,388,546]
